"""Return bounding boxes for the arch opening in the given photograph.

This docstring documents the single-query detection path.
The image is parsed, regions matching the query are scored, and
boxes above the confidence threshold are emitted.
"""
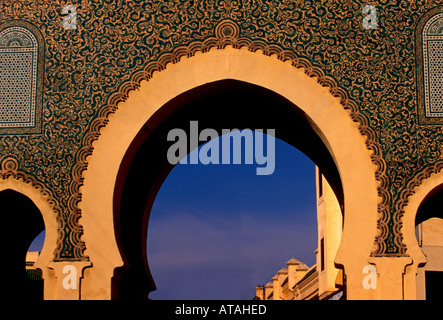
[147,131,319,299]
[112,79,345,299]
[0,189,45,300]
[415,184,443,226]
[415,185,443,301]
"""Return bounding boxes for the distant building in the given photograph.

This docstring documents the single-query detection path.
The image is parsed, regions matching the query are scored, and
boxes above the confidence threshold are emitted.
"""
[25,251,43,281]
[23,251,44,300]
[254,257,344,300]
[253,168,344,300]
[254,168,443,300]
[416,218,443,300]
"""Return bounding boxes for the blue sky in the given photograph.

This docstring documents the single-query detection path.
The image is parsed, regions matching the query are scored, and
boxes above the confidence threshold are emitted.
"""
[147,132,318,300]
[29,131,318,300]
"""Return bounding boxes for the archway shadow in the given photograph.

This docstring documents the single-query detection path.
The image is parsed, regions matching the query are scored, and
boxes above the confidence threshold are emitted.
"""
[0,189,45,300]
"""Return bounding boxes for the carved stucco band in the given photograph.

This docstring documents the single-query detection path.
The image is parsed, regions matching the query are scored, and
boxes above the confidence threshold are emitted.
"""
[70,19,396,259]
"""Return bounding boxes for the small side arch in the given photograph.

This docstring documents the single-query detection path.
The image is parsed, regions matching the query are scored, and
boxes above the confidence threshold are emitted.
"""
[0,177,58,299]
[402,167,443,299]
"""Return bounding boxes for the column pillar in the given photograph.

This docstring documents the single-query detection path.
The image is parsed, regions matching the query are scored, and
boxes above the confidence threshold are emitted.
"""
[47,261,92,300]
[367,256,412,300]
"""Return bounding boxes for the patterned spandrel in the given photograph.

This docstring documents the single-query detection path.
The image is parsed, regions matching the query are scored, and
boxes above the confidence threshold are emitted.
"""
[423,13,443,118]
[0,27,37,128]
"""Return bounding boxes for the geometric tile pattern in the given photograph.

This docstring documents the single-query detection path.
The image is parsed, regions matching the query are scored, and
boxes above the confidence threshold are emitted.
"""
[422,13,443,118]
[0,27,37,128]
